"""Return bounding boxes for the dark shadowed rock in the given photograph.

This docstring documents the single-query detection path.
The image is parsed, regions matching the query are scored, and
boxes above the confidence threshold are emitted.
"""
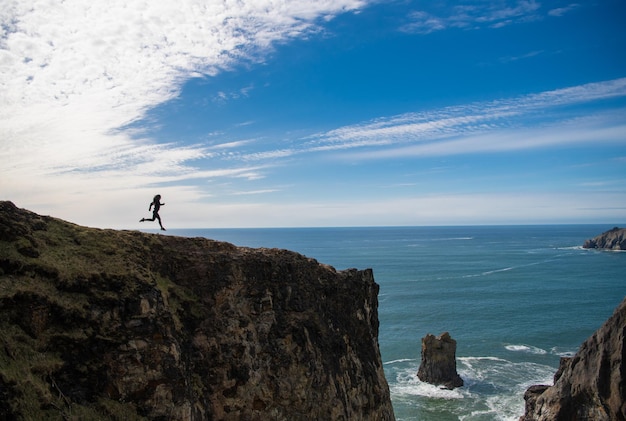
[520,297,626,421]
[0,201,395,420]
[417,332,463,389]
[583,227,626,250]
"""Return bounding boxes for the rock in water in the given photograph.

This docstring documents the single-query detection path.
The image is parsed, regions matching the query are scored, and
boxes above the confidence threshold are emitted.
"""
[520,297,626,420]
[583,226,626,250]
[417,332,463,389]
[0,201,395,420]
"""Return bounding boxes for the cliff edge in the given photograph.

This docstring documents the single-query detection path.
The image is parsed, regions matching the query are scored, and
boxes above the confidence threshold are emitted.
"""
[0,201,395,420]
[520,296,626,420]
[583,227,626,250]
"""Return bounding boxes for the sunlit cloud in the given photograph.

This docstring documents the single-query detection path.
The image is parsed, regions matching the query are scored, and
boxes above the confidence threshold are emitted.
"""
[2,0,623,228]
[0,0,367,212]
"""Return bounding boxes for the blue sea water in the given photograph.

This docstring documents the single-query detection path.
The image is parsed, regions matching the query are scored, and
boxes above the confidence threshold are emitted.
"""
[161,225,626,420]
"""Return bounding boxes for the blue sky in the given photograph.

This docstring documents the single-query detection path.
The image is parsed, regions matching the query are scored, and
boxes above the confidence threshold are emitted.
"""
[1,0,625,228]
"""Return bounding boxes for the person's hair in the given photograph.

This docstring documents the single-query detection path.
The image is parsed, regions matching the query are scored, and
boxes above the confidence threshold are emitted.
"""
[153,194,161,201]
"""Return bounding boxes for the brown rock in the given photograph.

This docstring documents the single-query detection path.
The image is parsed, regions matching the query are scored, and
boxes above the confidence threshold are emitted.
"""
[520,297,626,421]
[0,201,395,420]
[583,227,626,250]
[417,332,463,389]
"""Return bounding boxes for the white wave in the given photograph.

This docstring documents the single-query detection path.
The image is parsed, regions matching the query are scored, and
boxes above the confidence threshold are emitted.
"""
[505,344,547,355]
[459,356,510,366]
[458,356,509,376]
[558,245,585,250]
[464,358,553,383]
[391,368,466,400]
[482,267,514,275]
[384,358,417,365]
[550,346,577,357]
[461,266,515,278]
[388,355,556,420]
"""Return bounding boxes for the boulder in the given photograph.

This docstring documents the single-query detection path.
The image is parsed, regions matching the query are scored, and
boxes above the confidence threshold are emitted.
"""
[583,227,626,250]
[417,332,463,389]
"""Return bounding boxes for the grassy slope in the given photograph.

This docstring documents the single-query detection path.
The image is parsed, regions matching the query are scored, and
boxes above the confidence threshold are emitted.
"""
[0,203,171,420]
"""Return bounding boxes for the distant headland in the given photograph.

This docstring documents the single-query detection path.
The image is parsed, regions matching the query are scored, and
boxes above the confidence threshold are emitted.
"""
[582,226,626,250]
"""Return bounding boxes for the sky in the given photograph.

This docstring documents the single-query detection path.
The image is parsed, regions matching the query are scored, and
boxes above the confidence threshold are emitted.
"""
[1,0,625,228]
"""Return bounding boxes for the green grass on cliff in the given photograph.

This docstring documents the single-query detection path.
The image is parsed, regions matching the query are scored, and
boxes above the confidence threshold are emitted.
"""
[1,318,149,420]
[0,208,162,420]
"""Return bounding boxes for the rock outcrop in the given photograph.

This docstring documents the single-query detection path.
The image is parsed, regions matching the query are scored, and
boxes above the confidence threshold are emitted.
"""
[583,227,626,250]
[417,332,463,389]
[520,297,626,421]
[0,201,395,420]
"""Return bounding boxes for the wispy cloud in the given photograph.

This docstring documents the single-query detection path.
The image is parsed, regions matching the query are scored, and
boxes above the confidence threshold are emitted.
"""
[209,78,626,165]
[499,50,545,63]
[166,191,626,228]
[230,189,280,196]
[548,3,581,17]
[299,78,626,156]
[401,1,551,34]
[208,139,256,150]
[213,85,255,103]
[0,0,367,208]
[349,118,626,159]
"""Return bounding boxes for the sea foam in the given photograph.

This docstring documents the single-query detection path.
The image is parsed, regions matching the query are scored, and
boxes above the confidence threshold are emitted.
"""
[505,344,548,355]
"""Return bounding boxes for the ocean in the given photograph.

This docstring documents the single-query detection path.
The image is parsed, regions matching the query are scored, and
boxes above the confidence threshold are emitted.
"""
[160,225,626,420]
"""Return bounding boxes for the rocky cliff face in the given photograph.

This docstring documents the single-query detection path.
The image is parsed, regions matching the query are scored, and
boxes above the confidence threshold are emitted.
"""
[0,201,395,420]
[520,297,626,421]
[583,227,626,250]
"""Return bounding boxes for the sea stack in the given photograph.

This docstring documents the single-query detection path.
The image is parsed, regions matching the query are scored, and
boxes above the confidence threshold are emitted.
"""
[417,332,463,389]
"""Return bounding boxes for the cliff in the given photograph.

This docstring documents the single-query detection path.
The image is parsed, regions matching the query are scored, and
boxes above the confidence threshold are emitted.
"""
[583,227,626,250]
[520,297,626,420]
[0,201,395,420]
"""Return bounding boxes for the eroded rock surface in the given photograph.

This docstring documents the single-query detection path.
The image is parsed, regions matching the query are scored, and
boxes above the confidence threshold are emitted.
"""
[0,201,395,420]
[417,332,463,389]
[520,297,626,421]
[583,227,626,250]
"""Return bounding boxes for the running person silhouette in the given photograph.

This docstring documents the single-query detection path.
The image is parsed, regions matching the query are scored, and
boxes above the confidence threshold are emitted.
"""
[140,194,166,230]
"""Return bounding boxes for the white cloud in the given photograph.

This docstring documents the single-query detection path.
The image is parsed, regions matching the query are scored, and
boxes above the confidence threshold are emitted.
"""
[548,3,581,17]
[187,79,626,168]
[401,0,555,33]
[230,189,279,196]
[208,139,256,150]
[158,191,626,228]
[298,78,626,156]
[348,118,626,159]
[0,0,367,215]
[2,1,623,228]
